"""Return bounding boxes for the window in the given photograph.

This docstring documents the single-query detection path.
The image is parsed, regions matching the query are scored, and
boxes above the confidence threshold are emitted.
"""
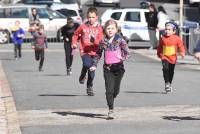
[11,8,28,18]
[37,8,49,18]
[111,12,122,20]
[48,9,66,19]
[125,12,141,22]
[56,9,77,17]
[60,0,77,4]
[0,8,28,18]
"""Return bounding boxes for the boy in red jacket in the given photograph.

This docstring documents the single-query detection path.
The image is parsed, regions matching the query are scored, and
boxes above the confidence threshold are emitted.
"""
[72,7,103,96]
[157,22,185,93]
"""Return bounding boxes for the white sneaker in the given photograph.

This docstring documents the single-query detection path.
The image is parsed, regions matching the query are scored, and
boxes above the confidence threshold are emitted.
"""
[107,110,114,119]
[165,83,172,93]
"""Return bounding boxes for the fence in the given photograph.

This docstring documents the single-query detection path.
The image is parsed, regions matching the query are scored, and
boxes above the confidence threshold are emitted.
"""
[182,28,200,55]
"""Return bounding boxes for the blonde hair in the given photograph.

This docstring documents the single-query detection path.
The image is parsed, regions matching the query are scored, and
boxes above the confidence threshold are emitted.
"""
[104,19,118,31]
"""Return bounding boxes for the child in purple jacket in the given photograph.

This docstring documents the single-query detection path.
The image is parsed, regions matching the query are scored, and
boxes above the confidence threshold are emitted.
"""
[90,19,130,119]
[11,20,25,60]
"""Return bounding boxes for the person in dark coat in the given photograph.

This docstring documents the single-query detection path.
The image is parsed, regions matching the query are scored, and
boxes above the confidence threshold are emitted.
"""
[145,3,158,49]
[61,18,79,75]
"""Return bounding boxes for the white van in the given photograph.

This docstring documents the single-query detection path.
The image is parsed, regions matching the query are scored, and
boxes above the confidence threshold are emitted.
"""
[94,0,120,7]
[101,8,149,42]
[0,4,66,44]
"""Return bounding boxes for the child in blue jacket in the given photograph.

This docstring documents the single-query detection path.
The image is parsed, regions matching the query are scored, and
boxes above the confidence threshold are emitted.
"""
[11,20,25,60]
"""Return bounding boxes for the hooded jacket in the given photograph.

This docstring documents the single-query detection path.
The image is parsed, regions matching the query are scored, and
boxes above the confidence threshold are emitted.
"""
[72,21,103,56]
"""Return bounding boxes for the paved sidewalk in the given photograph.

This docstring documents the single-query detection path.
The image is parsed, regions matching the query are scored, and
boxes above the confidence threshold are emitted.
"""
[0,62,21,134]
[133,49,200,70]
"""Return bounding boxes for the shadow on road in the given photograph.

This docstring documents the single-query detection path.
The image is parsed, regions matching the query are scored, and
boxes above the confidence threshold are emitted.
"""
[39,94,87,97]
[52,111,107,120]
[124,91,166,94]
[162,116,200,121]
[44,74,67,76]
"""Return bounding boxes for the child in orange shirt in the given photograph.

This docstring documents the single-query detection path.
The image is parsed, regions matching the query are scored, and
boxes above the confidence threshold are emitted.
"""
[157,22,185,93]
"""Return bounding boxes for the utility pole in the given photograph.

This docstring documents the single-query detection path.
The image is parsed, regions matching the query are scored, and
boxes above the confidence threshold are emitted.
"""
[179,0,184,39]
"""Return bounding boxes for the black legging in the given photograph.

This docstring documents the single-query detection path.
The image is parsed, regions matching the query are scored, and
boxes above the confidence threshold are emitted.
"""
[35,50,44,68]
[104,65,125,110]
[64,41,73,69]
[14,44,22,58]
[162,60,175,84]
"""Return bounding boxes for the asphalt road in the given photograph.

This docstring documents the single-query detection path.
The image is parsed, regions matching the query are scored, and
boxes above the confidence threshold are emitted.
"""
[0,43,200,134]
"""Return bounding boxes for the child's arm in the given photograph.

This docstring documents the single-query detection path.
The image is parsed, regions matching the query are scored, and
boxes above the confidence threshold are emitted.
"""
[72,25,82,49]
[90,42,104,71]
[120,38,130,60]
[44,36,48,49]
[93,26,103,46]
[157,39,163,58]
[177,37,185,59]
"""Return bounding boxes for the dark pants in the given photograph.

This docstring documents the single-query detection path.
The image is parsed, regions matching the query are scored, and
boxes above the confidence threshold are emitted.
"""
[35,50,44,68]
[14,44,22,58]
[64,41,73,70]
[104,64,125,110]
[162,60,175,84]
[80,54,95,88]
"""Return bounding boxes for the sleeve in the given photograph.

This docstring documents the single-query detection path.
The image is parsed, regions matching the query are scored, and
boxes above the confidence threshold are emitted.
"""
[72,24,82,47]
[92,41,104,67]
[120,38,130,60]
[157,38,163,58]
[93,26,103,46]
[44,36,48,48]
[177,36,185,57]
[20,28,25,35]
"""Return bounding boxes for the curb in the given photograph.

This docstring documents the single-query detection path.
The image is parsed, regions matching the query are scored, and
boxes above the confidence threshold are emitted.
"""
[0,62,22,134]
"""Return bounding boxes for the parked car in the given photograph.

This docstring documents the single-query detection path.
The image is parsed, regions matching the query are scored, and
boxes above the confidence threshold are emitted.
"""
[94,0,120,7]
[56,8,82,24]
[0,4,66,44]
[101,8,150,47]
[18,0,82,15]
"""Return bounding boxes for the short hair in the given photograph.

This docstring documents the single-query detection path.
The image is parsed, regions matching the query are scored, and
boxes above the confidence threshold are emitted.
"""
[67,17,74,23]
[87,7,98,15]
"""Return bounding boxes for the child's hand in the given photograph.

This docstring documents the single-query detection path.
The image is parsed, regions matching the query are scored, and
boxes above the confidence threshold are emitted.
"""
[181,54,185,60]
[31,46,34,49]
[72,44,77,49]
[194,52,200,61]
[89,66,96,71]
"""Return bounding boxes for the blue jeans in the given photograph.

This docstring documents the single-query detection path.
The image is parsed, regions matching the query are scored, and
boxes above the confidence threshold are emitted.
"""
[80,54,95,88]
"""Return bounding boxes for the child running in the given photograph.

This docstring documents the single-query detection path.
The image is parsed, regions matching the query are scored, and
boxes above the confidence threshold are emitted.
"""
[11,20,25,60]
[157,22,185,93]
[90,19,130,119]
[61,18,79,75]
[31,24,48,71]
[72,7,103,96]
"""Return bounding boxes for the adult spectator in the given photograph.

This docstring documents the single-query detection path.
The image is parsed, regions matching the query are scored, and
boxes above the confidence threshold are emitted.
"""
[145,3,158,49]
[29,8,40,26]
[157,6,169,37]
